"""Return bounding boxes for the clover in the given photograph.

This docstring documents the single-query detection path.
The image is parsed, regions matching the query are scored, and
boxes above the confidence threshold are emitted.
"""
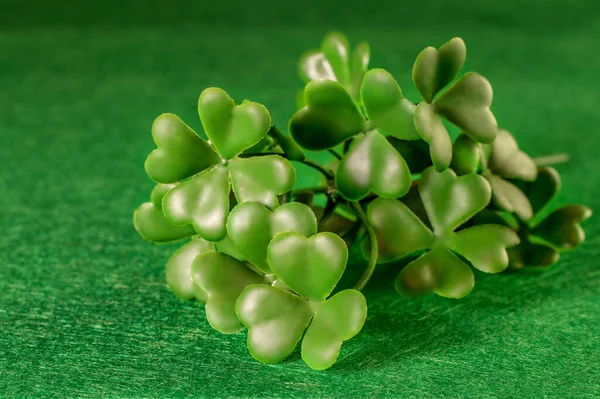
[480,129,538,220]
[298,31,370,103]
[412,37,498,171]
[144,88,296,242]
[483,167,592,269]
[289,68,420,200]
[365,166,520,298]
[236,231,367,370]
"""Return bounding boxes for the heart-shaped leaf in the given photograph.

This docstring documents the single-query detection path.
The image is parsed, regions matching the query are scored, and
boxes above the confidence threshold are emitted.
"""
[166,238,213,301]
[267,232,348,301]
[145,113,220,183]
[435,72,498,144]
[532,205,592,249]
[361,69,420,140]
[134,184,196,243]
[446,225,520,273]
[321,32,351,86]
[163,166,230,242]
[364,198,434,263]
[414,102,452,171]
[451,133,480,175]
[198,88,271,160]
[228,155,296,209]
[191,251,265,334]
[301,289,367,370]
[395,246,474,299]
[227,202,318,272]
[236,284,313,364]
[335,130,411,201]
[289,80,366,150]
[485,174,533,221]
[488,129,537,181]
[412,37,466,103]
[419,167,491,235]
[525,166,561,219]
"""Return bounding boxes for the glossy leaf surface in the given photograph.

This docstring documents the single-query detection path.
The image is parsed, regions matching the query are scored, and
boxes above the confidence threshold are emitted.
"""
[414,102,452,171]
[145,113,220,183]
[412,37,466,103]
[488,129,537,181]
[267,232,348,301]
[301,290,367,370]
[227,202,318,272]
[290,80,365,150]
[198,88,271,160]
[335,130,411,201]
[165,238,213,301]
[361,69,420,140]
[451,133,480,175]
[486,174,533,221]
[191,251,265,334]
[236,285,313,364]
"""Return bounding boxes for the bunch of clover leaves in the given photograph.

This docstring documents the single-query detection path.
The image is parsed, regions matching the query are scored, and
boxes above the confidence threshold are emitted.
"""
[134,32,591,370]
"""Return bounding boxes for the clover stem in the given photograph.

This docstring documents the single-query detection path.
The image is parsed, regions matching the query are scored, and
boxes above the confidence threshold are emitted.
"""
[292,186,329,196]
[533,153,570,167]
[328,149,342,160]
[299,158,334,180]
[351,201,378,291]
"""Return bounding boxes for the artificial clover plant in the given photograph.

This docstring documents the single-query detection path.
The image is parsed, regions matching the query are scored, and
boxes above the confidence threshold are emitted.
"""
[133,32,591,370]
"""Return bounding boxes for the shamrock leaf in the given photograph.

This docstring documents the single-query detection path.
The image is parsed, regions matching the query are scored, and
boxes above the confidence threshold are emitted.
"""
[301,289,367,370]
[133,183,196,243]
[162,165,230,242]
[360,69,420,140]
[450,133,480,175]
[483,130,539,221]
[335,130,411,201]
[532,205,592,250]
[365,166,519,298]
[411,37,498,171]
[165,238,213,301]
[412,37,466,103]
[290,79,366,151]
[227,202,318,272]
[144,114,221,184]
[298,32,369,101]
[191,251,266,334]
[236,285,314,364]
[267,232,348,301]
[198,88,271,160]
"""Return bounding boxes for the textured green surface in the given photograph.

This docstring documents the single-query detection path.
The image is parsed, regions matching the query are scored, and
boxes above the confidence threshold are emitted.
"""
[1,0,599,397]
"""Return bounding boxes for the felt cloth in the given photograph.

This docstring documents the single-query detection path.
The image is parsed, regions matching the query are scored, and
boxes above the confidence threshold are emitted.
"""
[1,0,599,397]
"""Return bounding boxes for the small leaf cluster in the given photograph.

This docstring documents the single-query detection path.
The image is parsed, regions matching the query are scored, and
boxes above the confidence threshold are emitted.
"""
[133,32,591,370]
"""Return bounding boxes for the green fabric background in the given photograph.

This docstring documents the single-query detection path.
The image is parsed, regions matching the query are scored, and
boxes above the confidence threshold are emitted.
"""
[1,0,599,397]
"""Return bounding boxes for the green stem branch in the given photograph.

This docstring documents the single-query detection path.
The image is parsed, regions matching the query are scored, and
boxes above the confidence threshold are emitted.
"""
[351,202,378,291]
[533,153,570,167]
[300,158,334,180]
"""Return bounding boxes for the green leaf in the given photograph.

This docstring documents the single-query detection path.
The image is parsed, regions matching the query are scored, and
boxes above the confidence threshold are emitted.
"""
[361,69,420,140]
[488,129,537,181]
[451,133,480,175]
[350,41,370,99]
[301,289,367,370]
[435,72,498,144]
[508,239,559,269]
[134,184,196,243]
[198,88,271,160]
[395,246,474,299]
[446,225,520,273]
[191,251,265,334]
[228,155,296,209]
[525,166,561,219]
[165,238,213,301]
[236,285,313,364]
[532,205,592,250]
[267,232,348,301]
[290,80,366,150]
[144,113,220,183]
[412,37,466,103]
[364,198,434,263]
[414,102,452,171]
[485,174,533,221]
[163,166,230,242]
[419,167,491,235]
[227,202,318,272]
[321,32,351,86]
[214,235,246,261]
[298,50,336,82]
[335,130,411,201]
